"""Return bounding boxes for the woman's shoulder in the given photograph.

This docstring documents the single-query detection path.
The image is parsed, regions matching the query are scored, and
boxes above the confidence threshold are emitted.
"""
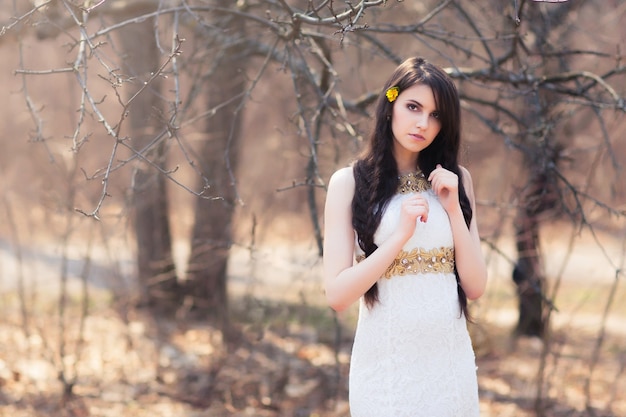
[328,166,355,190]
[459,165,472,186]
[325,166,355,215]
[459,165,476,204]
[459,164,471,176]
[326,166,356,203]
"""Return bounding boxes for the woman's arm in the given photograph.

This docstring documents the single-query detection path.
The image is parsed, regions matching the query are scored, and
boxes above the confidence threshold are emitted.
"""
[429,165,487,299]
[323,167,427,311]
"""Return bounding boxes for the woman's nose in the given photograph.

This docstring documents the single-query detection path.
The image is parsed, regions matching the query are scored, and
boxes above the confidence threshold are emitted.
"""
[415,112,428,129]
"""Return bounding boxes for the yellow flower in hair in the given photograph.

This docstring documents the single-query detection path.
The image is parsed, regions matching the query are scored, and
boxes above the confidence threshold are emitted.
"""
[385,86,399,103]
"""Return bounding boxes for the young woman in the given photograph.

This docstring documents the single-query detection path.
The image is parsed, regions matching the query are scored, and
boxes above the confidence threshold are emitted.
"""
[323,57,488,416]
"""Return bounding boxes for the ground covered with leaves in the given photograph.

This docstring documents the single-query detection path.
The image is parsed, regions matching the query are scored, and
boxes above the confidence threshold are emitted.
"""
[0,291,624,417]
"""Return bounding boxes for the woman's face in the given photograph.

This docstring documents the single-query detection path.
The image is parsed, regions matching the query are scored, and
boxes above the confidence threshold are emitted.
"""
[390,83,442,165]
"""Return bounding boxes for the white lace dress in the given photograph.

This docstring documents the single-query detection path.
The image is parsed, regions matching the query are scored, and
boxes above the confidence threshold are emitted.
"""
[349,172,479,417]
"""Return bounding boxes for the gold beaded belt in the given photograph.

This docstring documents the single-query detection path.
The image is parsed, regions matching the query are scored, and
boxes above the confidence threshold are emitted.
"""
[357,247,455,279]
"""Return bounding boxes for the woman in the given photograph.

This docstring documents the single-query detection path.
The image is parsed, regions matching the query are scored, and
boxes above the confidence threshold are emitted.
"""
[323,57,487,416]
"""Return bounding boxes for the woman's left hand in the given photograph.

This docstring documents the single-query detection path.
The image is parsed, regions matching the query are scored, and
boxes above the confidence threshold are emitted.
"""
[428,164,460,213]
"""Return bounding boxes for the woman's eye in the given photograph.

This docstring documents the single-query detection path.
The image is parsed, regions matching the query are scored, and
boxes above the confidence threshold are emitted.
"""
[431,111,441,120]
[407,104,418,111]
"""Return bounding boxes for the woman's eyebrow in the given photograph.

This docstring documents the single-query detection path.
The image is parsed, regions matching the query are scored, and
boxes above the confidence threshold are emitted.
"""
[406,99,437,111]
[406,99,423,107]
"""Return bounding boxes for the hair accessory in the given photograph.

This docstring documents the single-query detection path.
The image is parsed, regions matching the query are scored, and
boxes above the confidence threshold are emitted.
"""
[385,86,399,103]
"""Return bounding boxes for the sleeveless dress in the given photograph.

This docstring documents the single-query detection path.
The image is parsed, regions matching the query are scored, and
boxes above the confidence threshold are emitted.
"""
[349,172,479,417]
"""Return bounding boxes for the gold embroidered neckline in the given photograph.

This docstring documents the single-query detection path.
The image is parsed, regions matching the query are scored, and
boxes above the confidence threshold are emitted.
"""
[398,171,430,194]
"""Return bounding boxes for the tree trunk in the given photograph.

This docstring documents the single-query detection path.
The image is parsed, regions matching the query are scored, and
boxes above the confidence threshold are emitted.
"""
[513,168,548,338]
[184,6,247,326]
[513,140,563,338]
[119,18,180,310]
[511,1,577,338]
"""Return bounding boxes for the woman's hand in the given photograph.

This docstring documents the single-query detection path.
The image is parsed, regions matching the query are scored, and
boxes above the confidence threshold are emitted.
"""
[428,164,460,213]
[395,193,429,241]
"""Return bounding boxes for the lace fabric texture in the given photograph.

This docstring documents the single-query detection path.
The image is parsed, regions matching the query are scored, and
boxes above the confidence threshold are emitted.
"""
[350,185,479,417]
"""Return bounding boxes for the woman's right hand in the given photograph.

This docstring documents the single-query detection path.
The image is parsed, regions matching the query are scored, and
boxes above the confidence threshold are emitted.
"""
[396,193,429,241]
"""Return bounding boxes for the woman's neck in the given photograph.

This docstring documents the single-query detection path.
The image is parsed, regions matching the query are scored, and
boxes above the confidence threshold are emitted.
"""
[394,151,419,176]
[396,161,419,176]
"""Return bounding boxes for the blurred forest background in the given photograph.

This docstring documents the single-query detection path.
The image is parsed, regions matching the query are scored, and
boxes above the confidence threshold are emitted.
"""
[0,1,625,416]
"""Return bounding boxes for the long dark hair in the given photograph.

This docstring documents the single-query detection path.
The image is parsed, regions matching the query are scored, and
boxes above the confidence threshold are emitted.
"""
[351,57,473,319]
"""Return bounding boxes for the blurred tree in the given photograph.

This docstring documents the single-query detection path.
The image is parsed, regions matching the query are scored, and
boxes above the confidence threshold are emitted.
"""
[118,13,181,310]
[4,0,625,341]
[183,1,248,326]
[510,0,582,338]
